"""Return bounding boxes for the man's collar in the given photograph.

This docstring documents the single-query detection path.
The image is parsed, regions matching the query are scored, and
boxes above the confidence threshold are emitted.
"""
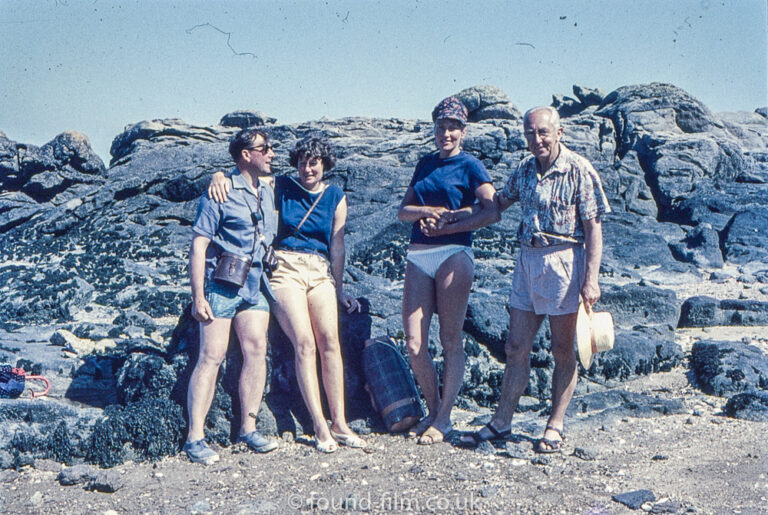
[231,168,260,192]
[537,143,569,177]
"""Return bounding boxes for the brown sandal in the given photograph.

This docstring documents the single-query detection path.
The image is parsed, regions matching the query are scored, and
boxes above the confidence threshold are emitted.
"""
[536,424,565,454]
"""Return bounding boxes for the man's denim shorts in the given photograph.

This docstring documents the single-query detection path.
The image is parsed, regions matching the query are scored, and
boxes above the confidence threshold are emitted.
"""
[205,282,270,319]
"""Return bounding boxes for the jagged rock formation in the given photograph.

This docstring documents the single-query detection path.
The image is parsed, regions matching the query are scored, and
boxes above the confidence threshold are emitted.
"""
[1,82,766,468]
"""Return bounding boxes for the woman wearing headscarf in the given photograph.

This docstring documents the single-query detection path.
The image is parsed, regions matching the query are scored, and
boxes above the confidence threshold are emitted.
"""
[397,97,498,444]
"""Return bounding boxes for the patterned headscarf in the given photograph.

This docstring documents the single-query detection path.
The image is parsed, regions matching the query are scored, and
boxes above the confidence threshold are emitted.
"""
[431,96,468,126]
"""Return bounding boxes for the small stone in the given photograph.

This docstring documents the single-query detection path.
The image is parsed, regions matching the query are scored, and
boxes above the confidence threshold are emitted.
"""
[475,440,495,455]
[27,491,43,507]
[710,417,724,425]
[504,442,528,460]
[651,500,683,513]
[531,456,550,466]
[612,489,656,509]
[88,470,125,493]
[190,500,212,513]
[685,418,694,425]
[572,447,597,461]
[480,485,499,498]
[652,455,669,461]
[408,465,423,475]
[342,494,361,510]
[455,472,468,481]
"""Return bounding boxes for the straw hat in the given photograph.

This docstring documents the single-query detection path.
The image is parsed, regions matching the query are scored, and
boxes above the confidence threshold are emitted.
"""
[575,304,615,369]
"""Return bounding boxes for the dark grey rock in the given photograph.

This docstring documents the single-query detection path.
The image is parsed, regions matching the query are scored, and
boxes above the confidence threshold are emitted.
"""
[690,340,768,396]
[552,94,584,118]
[573,85,606,107]
[722,207,768,265]
[2,82,767,469]
[650,500,683,513]
[596,284,679,329]
[88,470,125,492]
[723,390,768,422]
[219,110,276,128]
[679,297,768,327]
[669,225,724,268]
[572,447,597,461]
[57,464,96,486]
[612,489,656,509]
[480,485,499,498]
[568,390,686,418]
[116,353,178,404]
[585,327,682,380]
[504,442,528,460]
[530,456,550,466]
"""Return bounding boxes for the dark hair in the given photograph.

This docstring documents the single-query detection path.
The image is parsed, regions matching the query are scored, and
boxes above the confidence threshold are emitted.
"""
[288,136,336,171]
[228,128,271,162]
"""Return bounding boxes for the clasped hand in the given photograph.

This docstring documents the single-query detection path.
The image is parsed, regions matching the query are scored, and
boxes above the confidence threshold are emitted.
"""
[419,208,462,237]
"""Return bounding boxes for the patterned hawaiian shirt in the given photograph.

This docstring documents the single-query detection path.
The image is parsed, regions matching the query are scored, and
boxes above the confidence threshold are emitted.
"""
[500,143,610,245]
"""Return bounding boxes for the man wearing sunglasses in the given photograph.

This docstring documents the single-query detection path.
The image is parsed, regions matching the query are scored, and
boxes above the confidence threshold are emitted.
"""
[184,128,279,464]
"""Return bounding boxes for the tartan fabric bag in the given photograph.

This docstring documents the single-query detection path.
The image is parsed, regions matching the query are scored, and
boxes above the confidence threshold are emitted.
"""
[0,365,51,399]
[362,336,424,433]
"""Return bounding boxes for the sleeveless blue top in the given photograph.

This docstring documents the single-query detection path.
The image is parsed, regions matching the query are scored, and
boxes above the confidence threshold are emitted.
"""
[274,175,345,258]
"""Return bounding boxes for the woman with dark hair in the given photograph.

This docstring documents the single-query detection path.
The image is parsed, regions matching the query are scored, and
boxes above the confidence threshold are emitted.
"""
[397,97,498,444]
[210,136,363,453]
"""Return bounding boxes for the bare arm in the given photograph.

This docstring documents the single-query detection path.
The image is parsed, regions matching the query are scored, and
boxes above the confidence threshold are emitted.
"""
[397,187,451,223]
[420,183,500,237]
[189,234,215,322]
[330,197,360,314]
[581,217,603,313]
[208,171,231,203]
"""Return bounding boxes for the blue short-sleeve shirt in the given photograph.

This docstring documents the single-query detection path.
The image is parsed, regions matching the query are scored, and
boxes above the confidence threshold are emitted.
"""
[192,169,277,304]
[408,151,492,246]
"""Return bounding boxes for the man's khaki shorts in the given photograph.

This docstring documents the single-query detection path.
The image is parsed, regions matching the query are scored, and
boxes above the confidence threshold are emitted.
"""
[509,243,585,316]
[269,249,335,293]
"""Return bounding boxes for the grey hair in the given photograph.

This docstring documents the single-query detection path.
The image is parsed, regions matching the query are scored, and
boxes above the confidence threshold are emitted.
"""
[523,106,561,129]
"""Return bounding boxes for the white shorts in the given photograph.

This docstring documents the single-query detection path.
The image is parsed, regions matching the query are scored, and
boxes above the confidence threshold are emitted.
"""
[509,243,585,316]
[406,245,474,279]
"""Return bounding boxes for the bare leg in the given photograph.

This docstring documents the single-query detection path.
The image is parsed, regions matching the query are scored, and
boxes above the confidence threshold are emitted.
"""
[473,308,544,441]
[427,250,474,433]
[402,261,438,425]
[539,311,579,449]
[187,317,232,442]
[306,281,355,436]
[272,287,334,445]
[232,309,270,436]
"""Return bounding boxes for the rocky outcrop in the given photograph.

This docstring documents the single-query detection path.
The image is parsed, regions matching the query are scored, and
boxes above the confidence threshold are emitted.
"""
[455,85,522,122]
[219,110,277,129]
[690,341,768,396]
[679,297,768,327]
[1,82,765,468]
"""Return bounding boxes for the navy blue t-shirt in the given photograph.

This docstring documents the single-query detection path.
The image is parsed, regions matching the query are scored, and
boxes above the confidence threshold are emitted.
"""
[408,151,492,246]
[274,176,344,258]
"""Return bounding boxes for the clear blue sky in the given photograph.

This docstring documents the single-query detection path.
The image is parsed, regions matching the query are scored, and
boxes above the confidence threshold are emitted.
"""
[1,0,766,162]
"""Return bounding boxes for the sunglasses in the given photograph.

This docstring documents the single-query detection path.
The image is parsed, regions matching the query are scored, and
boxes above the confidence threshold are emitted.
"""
[248,143,274,154]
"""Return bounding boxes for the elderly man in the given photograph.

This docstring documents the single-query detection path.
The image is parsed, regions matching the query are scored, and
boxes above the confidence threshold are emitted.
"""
[461,106,610,452]
[184,128,279,464]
